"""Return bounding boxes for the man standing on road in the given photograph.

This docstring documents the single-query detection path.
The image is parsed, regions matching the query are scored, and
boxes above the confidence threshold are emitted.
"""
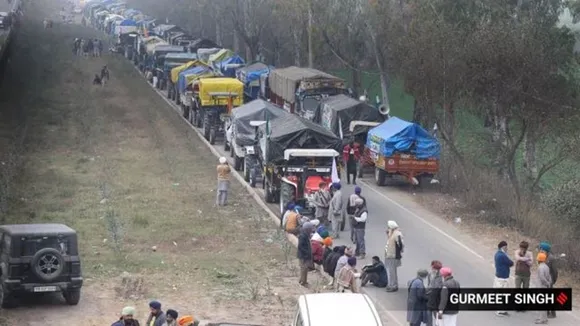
[407,269,430,326]
[352,197,367,259]
[514,241,533,290]
[437,267,460,326]
[297,222,314,287]
[146,301,167,326]
[328,182,345,238]
[312,181,331,227]
[342,141,360,185]
[535,252,552,325]
[426,260,444,326]
[347,186,363,243]
[539,241,558,319]
[385,220,403,292]
[216,157,231,206]
[494,240,514,317]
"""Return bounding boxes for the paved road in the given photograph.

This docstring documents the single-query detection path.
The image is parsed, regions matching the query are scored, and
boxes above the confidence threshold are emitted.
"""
[145,73,580,326]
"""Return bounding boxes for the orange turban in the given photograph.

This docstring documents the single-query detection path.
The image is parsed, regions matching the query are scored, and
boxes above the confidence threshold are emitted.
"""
[322,237,333,247]
[178,316,195,326]
[537,252,547,262]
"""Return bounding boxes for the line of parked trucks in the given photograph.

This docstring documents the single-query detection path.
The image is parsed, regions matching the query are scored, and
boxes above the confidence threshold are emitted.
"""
[82,0,441,218]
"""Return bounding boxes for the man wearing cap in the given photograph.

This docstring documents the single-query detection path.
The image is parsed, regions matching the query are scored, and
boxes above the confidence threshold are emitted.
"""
[536,252,552,324]
[347,186,364,243]
[407,269,430,326]
[177,316,199,326]
[494,240,513,317]
[162,309,178,326]
[216,157,231,206]
[112,306,140,326]
[539,241,558,319]
[297,222,314,287]
[437,267,460,326]
[328,182,345,238]
[385,220,404,292]
[145,301,167,326]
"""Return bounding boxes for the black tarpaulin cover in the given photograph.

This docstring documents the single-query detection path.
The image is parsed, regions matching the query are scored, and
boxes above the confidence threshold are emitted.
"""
[319,94,385,140]
[266,114,342,163]
[232,100,289,146]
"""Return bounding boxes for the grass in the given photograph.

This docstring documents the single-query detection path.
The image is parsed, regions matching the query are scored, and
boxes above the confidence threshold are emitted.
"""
[0,2,322,324]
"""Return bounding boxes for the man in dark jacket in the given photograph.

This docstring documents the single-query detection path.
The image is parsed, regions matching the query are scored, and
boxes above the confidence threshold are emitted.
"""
[323,245,345,286]
[360,256,387,288]
[437,267,460,326]
[297,222,314,287]
[145,301,167,326]
[426,260,443,326]
[112,306,140,326]
[342,142,361,185]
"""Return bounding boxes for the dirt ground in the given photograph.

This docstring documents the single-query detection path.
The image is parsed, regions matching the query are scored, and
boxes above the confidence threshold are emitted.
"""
[0,1,325,325]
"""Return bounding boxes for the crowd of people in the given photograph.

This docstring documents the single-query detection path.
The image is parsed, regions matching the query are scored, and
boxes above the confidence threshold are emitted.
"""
[73,37,104,57]
[112,301,199,326]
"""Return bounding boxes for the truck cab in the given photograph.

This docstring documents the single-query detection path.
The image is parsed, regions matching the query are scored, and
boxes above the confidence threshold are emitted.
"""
[294,293,383,326]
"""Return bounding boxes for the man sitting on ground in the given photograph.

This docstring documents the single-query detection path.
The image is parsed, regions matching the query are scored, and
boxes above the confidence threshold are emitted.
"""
[360,256,388,288]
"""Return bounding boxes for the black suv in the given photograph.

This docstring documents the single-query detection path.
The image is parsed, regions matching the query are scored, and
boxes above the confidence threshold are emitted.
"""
[0,223,83,307]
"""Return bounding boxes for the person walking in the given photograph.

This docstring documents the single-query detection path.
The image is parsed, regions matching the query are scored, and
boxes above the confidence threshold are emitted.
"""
[92,38,100,57]
[216,157,231,206]
[426,260,443,326]
[342,141,360,185]
[352,197,367,259]
[112,306,140,326]
[360,256,387,288]
[535,252,552,324]
[297,222,314,287]
[336,256,359,293]
[101,65,110,85]
[437,267,460,326]
[514,241,533,290]
[145,301,167,326]
[385,220,404,292]
[347,186,363,243]
[328,182,345,238]
[539,241,558,319]
[494,240,514,317]
[407,269,430,326]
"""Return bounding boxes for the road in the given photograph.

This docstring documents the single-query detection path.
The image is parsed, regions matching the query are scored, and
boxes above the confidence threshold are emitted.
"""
[144,74,579,326]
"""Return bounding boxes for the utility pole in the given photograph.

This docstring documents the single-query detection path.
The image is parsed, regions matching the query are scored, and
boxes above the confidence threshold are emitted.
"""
[308,0,314,68]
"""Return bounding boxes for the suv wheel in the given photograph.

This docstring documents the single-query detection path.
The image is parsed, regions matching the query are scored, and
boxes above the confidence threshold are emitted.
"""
[31,248,65,282]
[63,288,81,305]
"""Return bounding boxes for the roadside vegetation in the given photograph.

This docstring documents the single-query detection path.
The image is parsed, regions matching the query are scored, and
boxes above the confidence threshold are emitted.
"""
[132,0,580,273]
[0,1,323,324]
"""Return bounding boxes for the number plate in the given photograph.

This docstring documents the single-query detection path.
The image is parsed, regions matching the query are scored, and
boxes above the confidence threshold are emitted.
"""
[34,286,57,292]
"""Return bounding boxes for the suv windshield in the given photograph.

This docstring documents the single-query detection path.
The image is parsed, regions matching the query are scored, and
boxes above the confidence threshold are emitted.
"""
[21,236,69,256]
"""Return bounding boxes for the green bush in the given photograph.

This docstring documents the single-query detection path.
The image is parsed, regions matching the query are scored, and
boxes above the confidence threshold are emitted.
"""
[543,180,580,230]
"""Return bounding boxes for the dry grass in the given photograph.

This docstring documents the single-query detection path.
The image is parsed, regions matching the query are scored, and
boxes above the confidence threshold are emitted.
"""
[0,1,324,324]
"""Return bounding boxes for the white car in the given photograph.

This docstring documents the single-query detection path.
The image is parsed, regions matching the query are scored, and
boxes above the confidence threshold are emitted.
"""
[293,293,383,326]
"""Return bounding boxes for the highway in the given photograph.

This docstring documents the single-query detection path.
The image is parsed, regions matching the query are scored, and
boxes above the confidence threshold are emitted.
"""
[145,77,580,326]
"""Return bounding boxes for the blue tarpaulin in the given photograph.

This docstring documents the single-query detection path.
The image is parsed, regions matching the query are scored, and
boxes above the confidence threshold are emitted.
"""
[177,66,212,93]
[236,62,271,100]
[366,117,440,159]
[217,55,245,77]
[119,19,136,26]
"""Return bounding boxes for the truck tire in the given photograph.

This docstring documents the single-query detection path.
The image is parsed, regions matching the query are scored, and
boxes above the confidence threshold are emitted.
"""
[63,288,81,305]
[243,159,250,182]
[31,248,64,282]
[203,116,210,141]
[209,128,216,145]
[375,168,387,187]
[234,154,243,171]
[195,110,203,128]
[264,181,274,203]
[166,86,171,99]
[280,182,294,215]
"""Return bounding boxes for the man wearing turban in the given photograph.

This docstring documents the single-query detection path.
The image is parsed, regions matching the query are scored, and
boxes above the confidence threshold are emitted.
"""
[111,306,140,326]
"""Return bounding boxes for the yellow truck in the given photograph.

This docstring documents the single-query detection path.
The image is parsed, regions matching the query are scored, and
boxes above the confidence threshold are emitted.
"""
[195,78,244,145]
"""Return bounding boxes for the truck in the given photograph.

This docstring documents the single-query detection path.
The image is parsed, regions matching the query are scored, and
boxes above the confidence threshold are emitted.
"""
[225,99,289,174]
[246,114,341,215]
[367,117,440,186]
[267,66,349,115]
[196,78,244,144]
[317,94,387,177]
[150,45,187,90]
[175,65,216,123]
[236,62,271,102]
[161,53,198,98]
[169,60,205,102]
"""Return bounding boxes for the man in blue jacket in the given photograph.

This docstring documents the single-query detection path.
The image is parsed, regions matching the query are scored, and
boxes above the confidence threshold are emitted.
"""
[494,240,514,317]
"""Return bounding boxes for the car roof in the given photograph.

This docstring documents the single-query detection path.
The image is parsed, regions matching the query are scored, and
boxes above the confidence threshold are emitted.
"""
[0,224,76,236]
[298,293,383,326]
